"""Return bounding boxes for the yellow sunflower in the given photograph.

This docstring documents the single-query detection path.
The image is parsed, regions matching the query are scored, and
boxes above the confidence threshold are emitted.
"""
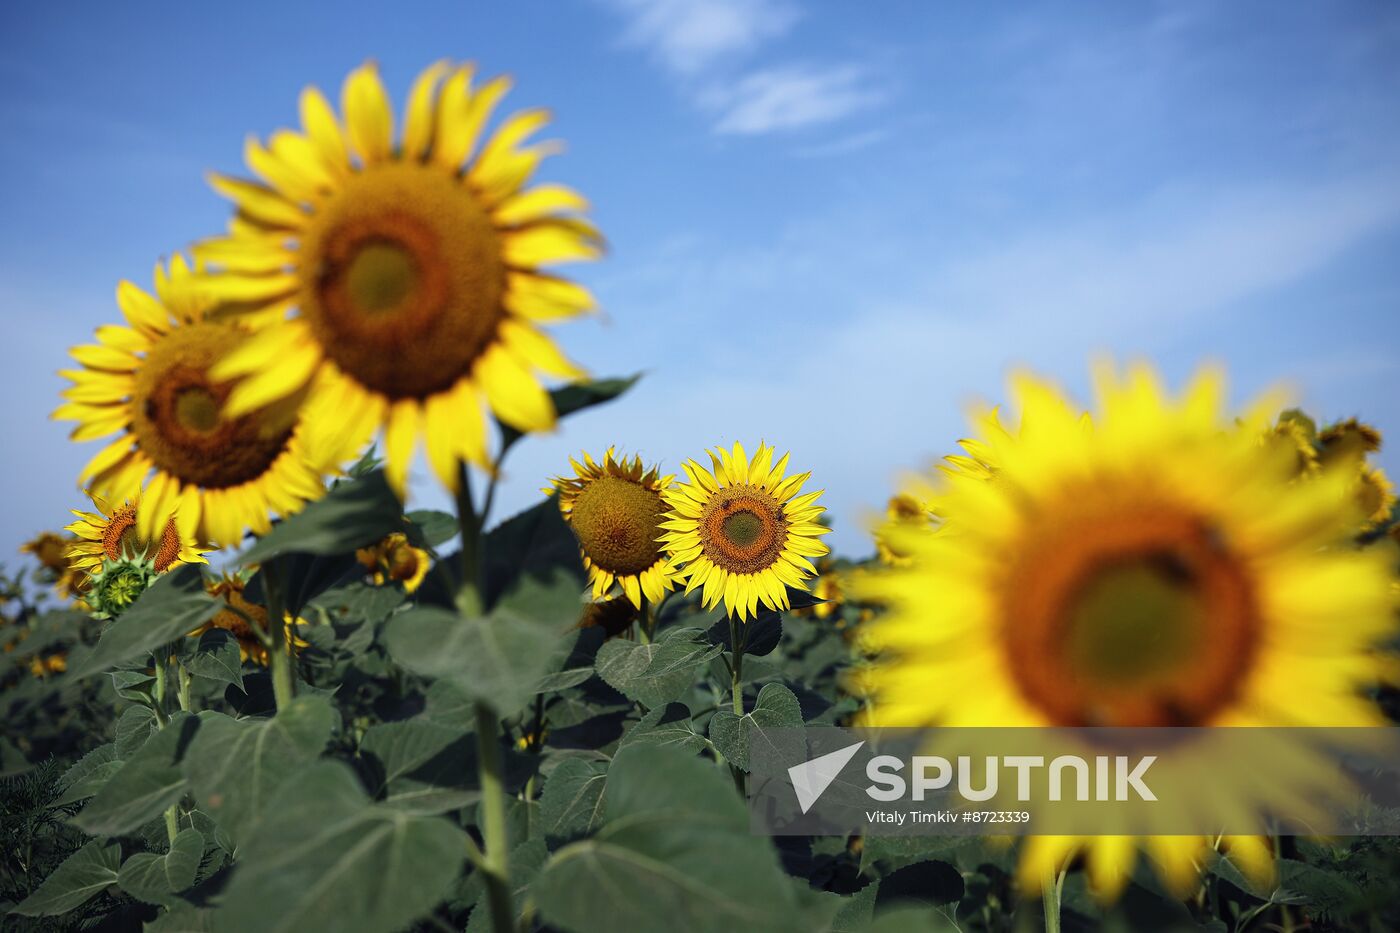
[21,532,88,601]
[872,493,935,567]
[851,362,1398,898]
[550,448,678,608]
[660,442,831,621]
[193,575,310,666]
[197,60,602,498]
[64,495,206,577]
[54,256,324,547]
[356,532,431,593]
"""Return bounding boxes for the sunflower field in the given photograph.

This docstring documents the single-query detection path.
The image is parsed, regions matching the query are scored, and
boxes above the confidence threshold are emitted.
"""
[4,60,1400,933]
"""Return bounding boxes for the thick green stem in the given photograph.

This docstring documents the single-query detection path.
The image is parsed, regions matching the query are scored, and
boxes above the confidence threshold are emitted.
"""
[474,702,514,933]
[175,660,193,713]
[151,647,178,843]
[456,463,484,618]
[264,566,295,711]
[1042,867,1065,933]
[729,616,745,716]
[163,805,179,845]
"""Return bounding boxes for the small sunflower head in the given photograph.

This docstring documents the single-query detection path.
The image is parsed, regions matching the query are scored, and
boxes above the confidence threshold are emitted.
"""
[196,575,309,666]
[1265,410,1320,477]
[873,493,935,567]
[578,595,639,637]
[1357,465,1396,529]
[357,532,432,593]
[553,449,677,607]
[87,553,160,620]
[1318,417,1382,464]
[21,532,71,576]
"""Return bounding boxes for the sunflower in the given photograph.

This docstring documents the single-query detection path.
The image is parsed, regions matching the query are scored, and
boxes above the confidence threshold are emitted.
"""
[21,532,88,601]
[577,595,640,638]
[54,256,324,547]
[197,60,602,498]
[796,559,844,620]
[551,448,677,608]
[64,495,206,577]
[356,532,431,593]
[852,362,1398,898]
[659,442,830,621]
[193,575,310,666]
[872,493,935,567]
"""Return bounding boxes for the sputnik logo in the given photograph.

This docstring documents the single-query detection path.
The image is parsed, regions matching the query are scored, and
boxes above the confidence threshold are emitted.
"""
[788,741,865,814]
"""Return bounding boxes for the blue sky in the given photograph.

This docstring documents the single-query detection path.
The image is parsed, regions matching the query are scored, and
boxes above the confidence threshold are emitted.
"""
[3,0,1399,562]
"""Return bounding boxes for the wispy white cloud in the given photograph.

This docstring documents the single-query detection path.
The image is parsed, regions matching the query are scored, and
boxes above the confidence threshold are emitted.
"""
[602,0,882,135]
[705,64,880,134]
[606,0,799,75]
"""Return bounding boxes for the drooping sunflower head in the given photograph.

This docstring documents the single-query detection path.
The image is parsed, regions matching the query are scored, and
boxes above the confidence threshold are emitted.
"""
[54,255,325,547]
[198,61,603,499]
[64,495,206,578]
[854,362,1396,731]
[659,442,831,621]
[356,531,431,593]
[551,448,677,608]
[194,575,310,666]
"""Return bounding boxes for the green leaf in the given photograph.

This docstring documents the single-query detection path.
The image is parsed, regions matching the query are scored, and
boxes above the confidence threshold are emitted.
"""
[384,582,579,719]
[10,839,121,917]
[238,470,404,564]
[533,745,816,933]
[464,838,549,933]
[216,760,469,933]
[180,628,244,691]
[110,669,158,703]
[407,509,458,547]
[183,695,335,845]
[359,717,477,813]
[538,758,608,843]
[116,827,203,905]
[618,702,707,754]
[707,682,804,771]
[1276,858,1362,917]
[73,713,198,836]
[114,704,158,758]
[54,744,121,806]
[497,374,639,452]
[482,497,588,611]
[594,627,723,709]
[69,566,220,679]
[534,667,595,693]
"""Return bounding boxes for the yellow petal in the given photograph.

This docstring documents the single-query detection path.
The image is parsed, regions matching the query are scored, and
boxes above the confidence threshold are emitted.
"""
[70,344,137,372]
[493,184,589,227]
[224,338,321,416]
[476,343,554,433]
[116,281,170,336]
[383,399,421,499]
[78,436,135,486]
[299,85,350,177]
[402,60,451,160]
[208,174,307,229]
[423,389,462,493]
[342,62,393,166]
[503,271,597,322]
[500,319,585,380]
[502,221,603,267]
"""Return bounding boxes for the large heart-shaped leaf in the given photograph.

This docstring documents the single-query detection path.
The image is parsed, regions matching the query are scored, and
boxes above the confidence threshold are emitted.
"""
[594,627,722,709]
[73,712,199,837]
[10,839,121,917]
[183,695,335,845]
[533,745,825,933]
[215,760,468,933]
[116,827,203,905]
[707,682,804,771]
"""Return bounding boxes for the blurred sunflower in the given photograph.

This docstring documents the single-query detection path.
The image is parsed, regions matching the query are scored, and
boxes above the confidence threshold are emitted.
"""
[578,595,639,638]
[54,256,324,547]
[356,532,431,593]
[21,532,88,601]
[852,362,1398,898]
[551,449,677,608]
[64,495,206,577]
[29,652,68,678]
[872,494,935,567]
[193,575,310,666]
[660,442,830,621]
[796,559,844,620]
[198,60,602,498]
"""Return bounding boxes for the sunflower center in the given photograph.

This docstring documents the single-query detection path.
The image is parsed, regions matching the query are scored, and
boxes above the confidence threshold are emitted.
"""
[346,242,419,314]
[1002,497,1258,727]
[569,476,666,576]
[101,506,184,573]
[298,162,506,400]
[131,321,296,489]
[700,486,788,575]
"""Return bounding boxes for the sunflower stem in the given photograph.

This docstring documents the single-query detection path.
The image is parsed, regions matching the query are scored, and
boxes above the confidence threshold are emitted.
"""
[474,702,514,933]
[1042,866,1065,933]
[264,565,295,711]
[456,462,485,618]
[729,615,746,716]
[175,659,193,713]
